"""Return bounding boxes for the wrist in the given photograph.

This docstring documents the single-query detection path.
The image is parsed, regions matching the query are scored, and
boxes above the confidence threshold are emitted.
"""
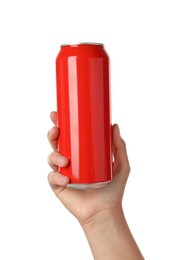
[80,206,144,260]
[80,206,126,260]
[80,205,125,233]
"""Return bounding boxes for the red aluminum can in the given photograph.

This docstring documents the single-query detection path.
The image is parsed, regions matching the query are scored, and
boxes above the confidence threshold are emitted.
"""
[56,42,112,189]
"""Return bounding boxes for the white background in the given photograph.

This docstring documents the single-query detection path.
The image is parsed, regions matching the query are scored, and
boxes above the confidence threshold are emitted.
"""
[0,0,173,259]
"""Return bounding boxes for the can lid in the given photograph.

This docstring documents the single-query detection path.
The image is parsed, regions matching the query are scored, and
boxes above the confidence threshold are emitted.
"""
[61,42,104,47]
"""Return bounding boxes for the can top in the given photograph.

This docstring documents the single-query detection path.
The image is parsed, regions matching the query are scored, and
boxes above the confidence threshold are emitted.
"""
[61,42,104,47]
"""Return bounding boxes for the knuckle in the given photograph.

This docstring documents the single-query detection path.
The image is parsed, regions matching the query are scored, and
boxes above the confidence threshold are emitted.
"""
[47,153,52,164]
[123,163,131,175]
[121,139,126,147]
[47,129,51,140]
[129,164,131,172]
[47,171,54,183]
[47,151,55,164]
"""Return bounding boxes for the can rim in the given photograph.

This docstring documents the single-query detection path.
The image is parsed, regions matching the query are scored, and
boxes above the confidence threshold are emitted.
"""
[61,42,104,47]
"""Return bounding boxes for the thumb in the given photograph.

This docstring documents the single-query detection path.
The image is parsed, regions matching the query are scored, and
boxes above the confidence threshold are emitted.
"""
[109,124,130,196]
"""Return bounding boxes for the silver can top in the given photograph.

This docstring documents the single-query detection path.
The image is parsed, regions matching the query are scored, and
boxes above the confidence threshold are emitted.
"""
[61,42,104,47]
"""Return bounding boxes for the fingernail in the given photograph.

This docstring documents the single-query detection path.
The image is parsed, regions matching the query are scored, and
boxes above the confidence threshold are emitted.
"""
[56,155,68,167]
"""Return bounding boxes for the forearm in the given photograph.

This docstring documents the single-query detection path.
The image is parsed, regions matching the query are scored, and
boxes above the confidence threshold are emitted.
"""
[81,207,144,260]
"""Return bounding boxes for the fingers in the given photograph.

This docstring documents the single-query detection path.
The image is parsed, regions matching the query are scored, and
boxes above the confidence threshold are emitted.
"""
[47,126,59,151]
[50,111,57,126]
[47,151,69,195]
[48,111,59,150]
[48,111,70,196]
[47,151,69,170]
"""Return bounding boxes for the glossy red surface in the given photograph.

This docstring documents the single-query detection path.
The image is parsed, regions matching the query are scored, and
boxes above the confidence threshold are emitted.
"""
[56,43,112,184]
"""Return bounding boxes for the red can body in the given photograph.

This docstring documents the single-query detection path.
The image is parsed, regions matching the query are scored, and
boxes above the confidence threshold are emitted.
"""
[56,43,112,189]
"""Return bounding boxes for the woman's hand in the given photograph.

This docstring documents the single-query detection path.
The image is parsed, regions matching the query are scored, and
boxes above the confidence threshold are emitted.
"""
[47,111,144,259]
[47,111,130,226]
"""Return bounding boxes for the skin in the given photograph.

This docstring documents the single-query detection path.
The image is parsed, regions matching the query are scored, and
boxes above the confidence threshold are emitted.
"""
[47,111,144,260]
